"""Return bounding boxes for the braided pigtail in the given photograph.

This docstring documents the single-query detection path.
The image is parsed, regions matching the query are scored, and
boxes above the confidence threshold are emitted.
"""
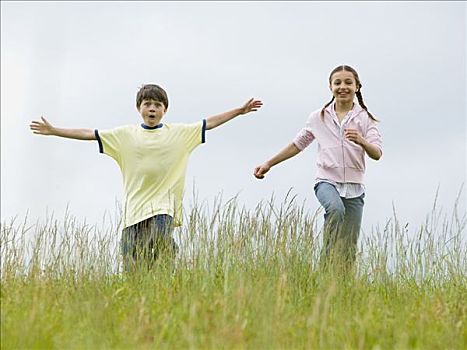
[356,90,378,121]
[320,96,335,120]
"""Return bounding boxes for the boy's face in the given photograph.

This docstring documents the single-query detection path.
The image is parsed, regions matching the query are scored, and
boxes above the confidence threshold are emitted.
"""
[139,98,166,127]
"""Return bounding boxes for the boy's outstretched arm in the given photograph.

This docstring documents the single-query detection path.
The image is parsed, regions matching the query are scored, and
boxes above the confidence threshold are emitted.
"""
[30,117,96,140]
[205,98,263,130]
[254,143,301,179]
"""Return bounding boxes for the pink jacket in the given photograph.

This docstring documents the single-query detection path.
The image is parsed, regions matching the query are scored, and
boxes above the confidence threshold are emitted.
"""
[292,102,382,184]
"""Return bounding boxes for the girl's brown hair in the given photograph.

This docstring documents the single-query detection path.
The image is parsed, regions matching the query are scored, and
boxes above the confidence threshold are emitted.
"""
[320,65,378,121]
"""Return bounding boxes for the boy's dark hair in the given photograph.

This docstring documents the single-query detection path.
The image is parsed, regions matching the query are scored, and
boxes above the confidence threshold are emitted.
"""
[320,65,378,121]
[136,84,169,110]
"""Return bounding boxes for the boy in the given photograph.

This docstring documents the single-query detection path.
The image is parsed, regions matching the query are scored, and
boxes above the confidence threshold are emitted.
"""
[30,84,262,271]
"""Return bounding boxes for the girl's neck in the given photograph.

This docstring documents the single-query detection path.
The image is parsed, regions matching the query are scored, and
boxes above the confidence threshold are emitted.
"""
[334,101,354,122]
[334,100,354,114]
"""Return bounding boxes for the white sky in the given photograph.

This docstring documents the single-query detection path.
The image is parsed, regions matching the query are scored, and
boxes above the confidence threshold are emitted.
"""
[1,2,466,239]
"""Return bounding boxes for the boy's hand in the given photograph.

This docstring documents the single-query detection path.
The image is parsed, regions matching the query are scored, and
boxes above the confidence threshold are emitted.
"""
[239,98,263,115]
[30,117,56,136]
[206,98,263,130]
[29,118,95,140]
[254,163,271,179]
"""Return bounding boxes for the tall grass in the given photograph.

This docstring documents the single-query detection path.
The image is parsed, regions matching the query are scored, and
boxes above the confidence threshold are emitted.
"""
[1,189,466,349]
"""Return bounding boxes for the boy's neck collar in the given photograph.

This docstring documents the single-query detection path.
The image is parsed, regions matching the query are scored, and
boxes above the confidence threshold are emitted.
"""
[141,123,163,130]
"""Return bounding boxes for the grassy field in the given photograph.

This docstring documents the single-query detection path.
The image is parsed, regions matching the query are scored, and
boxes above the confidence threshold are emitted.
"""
[1,193,466,349]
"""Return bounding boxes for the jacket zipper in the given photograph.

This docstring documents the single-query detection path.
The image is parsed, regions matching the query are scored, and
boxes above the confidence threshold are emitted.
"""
[328,104,362,183]
[339,111,356,183]
[341,128,346,182]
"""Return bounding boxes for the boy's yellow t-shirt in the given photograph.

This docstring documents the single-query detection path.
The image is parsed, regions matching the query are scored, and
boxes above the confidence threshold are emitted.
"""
[95,120,206,228]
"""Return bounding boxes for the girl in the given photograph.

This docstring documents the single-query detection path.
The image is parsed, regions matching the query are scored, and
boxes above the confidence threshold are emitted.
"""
[254,65,382,267]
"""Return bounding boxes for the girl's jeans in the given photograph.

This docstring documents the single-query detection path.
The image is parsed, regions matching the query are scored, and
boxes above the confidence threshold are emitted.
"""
[121,214,177,272]
[314,182,365,267]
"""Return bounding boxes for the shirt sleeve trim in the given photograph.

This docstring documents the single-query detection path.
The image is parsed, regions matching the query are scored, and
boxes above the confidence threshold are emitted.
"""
[95,129,103,153]
[202,119,206,144]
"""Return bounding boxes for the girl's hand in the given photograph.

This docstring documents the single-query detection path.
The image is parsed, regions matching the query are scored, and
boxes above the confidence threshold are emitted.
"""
[254,163,271,179]
[239,98,263,115]
[344,128,365,146]
[30,117,56,136]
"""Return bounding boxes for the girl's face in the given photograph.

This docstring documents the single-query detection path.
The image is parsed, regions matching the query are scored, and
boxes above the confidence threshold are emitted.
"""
[329,70,359,104]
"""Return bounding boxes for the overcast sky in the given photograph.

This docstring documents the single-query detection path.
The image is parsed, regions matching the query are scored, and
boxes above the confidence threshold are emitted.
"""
[1,2,466,239]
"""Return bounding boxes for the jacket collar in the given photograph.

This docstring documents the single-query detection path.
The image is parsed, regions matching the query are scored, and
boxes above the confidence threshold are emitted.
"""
[325,101,364,121]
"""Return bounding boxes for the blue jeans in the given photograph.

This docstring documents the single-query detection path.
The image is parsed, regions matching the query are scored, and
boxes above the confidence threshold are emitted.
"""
[314,182,365,266]
[121,214,177,272]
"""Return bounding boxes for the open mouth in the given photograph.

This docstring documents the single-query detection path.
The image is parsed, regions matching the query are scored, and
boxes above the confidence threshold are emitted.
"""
[148,115,156,118]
